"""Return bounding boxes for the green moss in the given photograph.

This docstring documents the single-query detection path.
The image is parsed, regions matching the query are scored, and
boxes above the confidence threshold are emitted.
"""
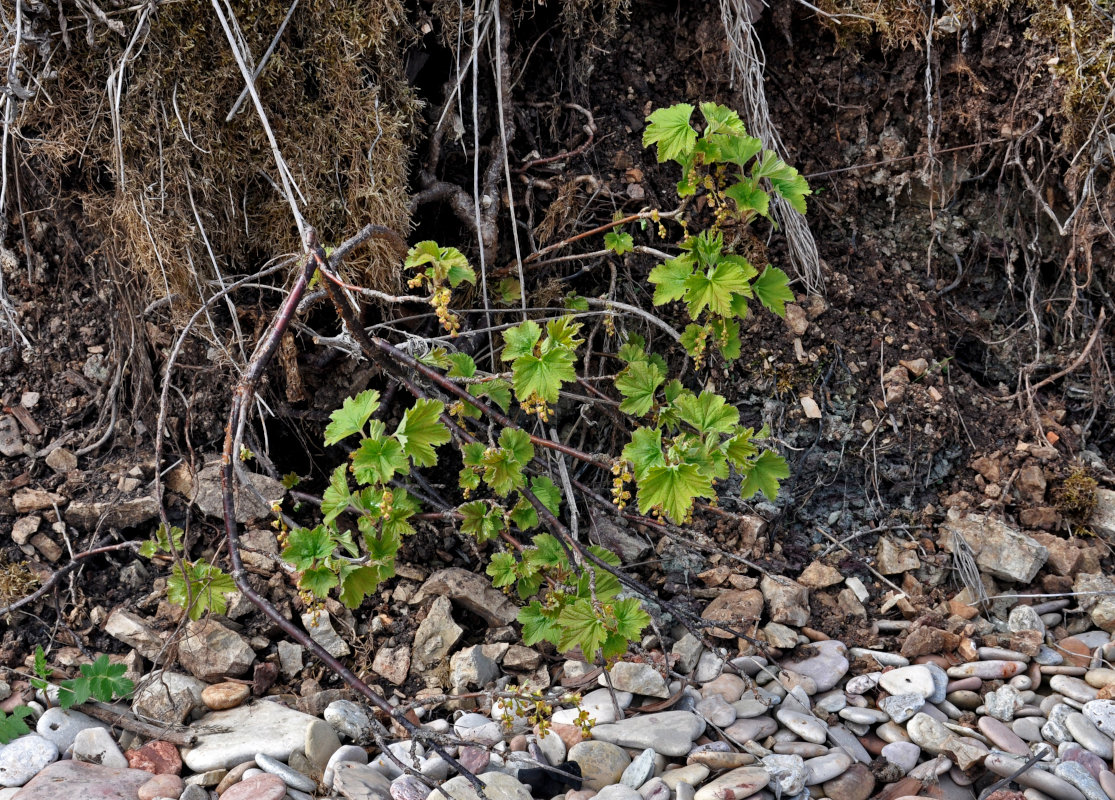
[1053,466,1099,523]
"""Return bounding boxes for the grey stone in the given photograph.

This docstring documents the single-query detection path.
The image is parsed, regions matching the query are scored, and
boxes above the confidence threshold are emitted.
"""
[661,765,710,790]
[305,717,342,771]
[620,748,657,788]
[879,692,924,723]
[181,701,326,772]
[35,706,107,752]
[803,751,852,785]
[692,767,769,800]
[369,740,424,780]
[568,740,631,791]
[1082,699,1115,736]
[776,709,827,743]
[449,646,499,690]
[333,761,393,799]
[300,612,350,659]
[724,715,777,742]
[760,575,810,627]
[426,772,532,800]
[325,700,374,744]
[906,713,987,770]
[985,753,1086,800]
[762,753,806,795]
[1065,712,1113,757]
[414,567,518,627]
[881,741,921,773]
[878,665,935,698]
[695,694,737,727]
[780,640,848,692]
[1009,605,1047,636]
[324,744,368,787]
[453,713,502,746]
[392,775,431,800]
[254,752,316,792]
[104,609,165,660]
[1056,760,1109,800]
[277,641,304,678]
[178,460,284,523]
[72,726,128,768]
[942,513,1048,583]
[411,596,462,672]
[671,634,704,675]
[131,669,206,724]
[177,618,255,681]
[604,662,668,698]
[984,685,1023,722]
[0,734,58,787]
[590,711,705,756]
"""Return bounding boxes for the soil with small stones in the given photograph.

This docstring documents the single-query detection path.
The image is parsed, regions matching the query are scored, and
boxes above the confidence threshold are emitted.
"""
[1,2,1112,683]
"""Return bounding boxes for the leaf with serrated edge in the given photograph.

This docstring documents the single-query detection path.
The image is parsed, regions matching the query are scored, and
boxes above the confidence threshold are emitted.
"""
[557,598,608,657]
[446,353,477,378]
[637,462,714,523]
[502,320,542,361]
[753,266,795,318]
[324,390,381,446]
[512,347,576,405]
[352,435,408,484]
[643,103,697,163]
[622,427,665,482]
[741,450,790,501]
[648,255,694,306]
[615,361,664,417]
[675,391,740,434]
[396,399,450,467]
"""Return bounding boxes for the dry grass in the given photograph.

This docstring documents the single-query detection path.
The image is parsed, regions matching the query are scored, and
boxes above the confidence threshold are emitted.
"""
[16,1,421,311]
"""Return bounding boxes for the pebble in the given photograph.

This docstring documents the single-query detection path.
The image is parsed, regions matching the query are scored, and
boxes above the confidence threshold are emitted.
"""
[1064,713,1112,757]
[695,695,736,727]
[692,767,769,800]
[221,773,288,800]
[1050,675,1099,703]
[803,751,852,784]
[180,701,324,772]
[1082,699,1115,736]
[774,709,827,743]
[590,711,705,756]
[881,741,921,772]
[661,764,710,790]
[0,734,58,787]
[1055,761,1109,800]
[254,752,316,792]
[823,762,875,800]
[325,699,375,743]
[978,716,1031,755]
[35,707,106,753]
[324,744,368,786]
[761,754,806,795]
[878,666,936,698]
[947,660,1027,679]
[137,774,184,800]
[72,726,129,768]
[568,740,631,790]
[201,681,250,710]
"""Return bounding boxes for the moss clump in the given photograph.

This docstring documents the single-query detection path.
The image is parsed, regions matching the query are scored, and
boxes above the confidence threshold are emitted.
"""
[1053,467,1099,523]
[19,1,419,309]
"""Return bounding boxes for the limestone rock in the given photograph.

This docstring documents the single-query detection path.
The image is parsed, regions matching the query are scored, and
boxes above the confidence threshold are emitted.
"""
[760,575,810,627]
[169,460,284,523]
[301,611,350,659]
[412,595,463,671]
[876,537,919,574]
[701,589,763,639]
[104,609,164,661]
[941,513,1047,583]
[177,618,255,681]
[131,670,207,724]
[413,567,518,627]
[181,701,325,772]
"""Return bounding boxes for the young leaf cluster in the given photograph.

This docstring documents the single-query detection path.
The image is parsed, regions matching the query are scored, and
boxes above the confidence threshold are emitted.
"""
[487,535,650,662]
[501,318,583,421]
[613,336,789,523]
[405,241,476,335]
[640,103,806,364]
[285,389,449,609]
[140,524,235,620]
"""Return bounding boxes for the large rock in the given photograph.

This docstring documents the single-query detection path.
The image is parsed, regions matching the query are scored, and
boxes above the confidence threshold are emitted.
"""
[65,497,159,531]
[692,767,770,800]
[131,670,207,724]
[760,576,810,627]
[603,662,669,698]
[104,609,164,661]
[427,772,533,800]
[301,611,350,659]
[412,595,463,671]
[6,759,152,798]
[568,741,631,791]
[701,590,763,639]
[589,711,705,757]
[167,460,284,523]
[180,701,325,772]
[450,645,499,690]
[941,512,1047,583]
[176,618,255,681]
[1074,573,1115,632]
[413,568,518,627]
[0,734,58,787]
[876,537,919,574]
[36,707,108,752]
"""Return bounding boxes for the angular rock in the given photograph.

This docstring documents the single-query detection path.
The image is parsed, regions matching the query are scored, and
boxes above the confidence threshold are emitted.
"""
[877,537,919,574]
[905,712,987,770]
[604,662,669,698]
[411,595,463,672]
[450,645,499,690]
[701,590,763,639]
[941,513,1047,583]
[798,561,844,589]
[781,640,848,692]
[171,461,284,523]
[131,670,206,724]
[7,760,153,799]
[325,699,374,744]
[125,740,182,774]
[1091,488,1115,538]
[177,618,255,681]
[181,701,326,772]
[414,567,518,627]
[300,611,350,659]
[372,645,411,685]
[760,576,810,627]
[65,497,159,531]
[104,609,164,661]
[277,641,304,678]
[1074,573,1115,632]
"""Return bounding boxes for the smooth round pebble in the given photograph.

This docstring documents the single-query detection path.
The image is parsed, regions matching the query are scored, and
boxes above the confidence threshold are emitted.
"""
[220,773,288,800]
[254,752,316,792]
[0,734,59,787]
[138,774,185,800]
[201,682,250,710]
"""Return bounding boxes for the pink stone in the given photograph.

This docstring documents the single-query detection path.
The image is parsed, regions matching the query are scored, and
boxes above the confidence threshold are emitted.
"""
[12,760,153,799]
[138,774,184,800]
[125,740,182,775]
[219,773,288,800]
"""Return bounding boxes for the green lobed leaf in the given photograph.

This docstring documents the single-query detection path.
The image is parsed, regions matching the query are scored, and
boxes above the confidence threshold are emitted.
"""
[324,390,381,446]
[710,317,742,361]
[604,231,634,255]
[79,655,133,703]
[396,399,450,468]
[502,320,542,362]
[352,434,408,484]
[683,260,754,319]
[557,598,608,658]
[499,428,535,466]
[741,449,790,501]
[321,465,351,525]
[300,565,340,599]
[512,345,576,405]
[527,533,567,569]
[519,601,563,647]
[487,551,519,588]
[283,524,335,570]
[482,449,526,496]
[530,476,562,517]
[622,427,666,482]
[475,378,512,413]
[724,179,770,218]
[724,427,760,468]
[338,565,382,609]
[612,597,652,641]
[615,361,665,417]
[753,267,795,318]
[674,391,740,434]
[446,353,477,378]
[546,317,585,351]
[636,462,715,523]
[648,255,695,306]
[699,102,748,136]
[643,103,697,164]
[0,707,31,744]
[509,495,539,531]
[564,292,590,311]
[461,500,507,542]
[167,560,235,621]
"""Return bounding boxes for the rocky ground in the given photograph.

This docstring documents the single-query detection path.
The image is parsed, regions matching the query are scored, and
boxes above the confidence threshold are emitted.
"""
[7,501,1115,800]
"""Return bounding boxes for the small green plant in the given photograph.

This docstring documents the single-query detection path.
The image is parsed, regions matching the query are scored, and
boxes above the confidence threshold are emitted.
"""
[233,101,803,665]
[0,707,31,744]
[140,524,236,620]
[641,102,807,365]
[26,645,133,712]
